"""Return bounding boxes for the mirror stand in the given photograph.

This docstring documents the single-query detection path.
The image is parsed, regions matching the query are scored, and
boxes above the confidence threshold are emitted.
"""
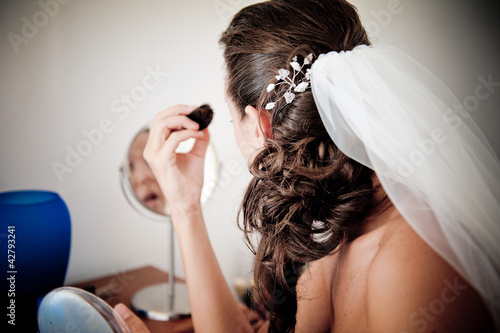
[131,219,190,320]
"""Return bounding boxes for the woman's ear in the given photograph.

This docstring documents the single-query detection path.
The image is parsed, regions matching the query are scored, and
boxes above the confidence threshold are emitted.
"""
[244,105,272,145]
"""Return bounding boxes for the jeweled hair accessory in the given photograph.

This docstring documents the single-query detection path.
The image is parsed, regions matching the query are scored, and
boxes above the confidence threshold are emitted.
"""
[265,53,314,110]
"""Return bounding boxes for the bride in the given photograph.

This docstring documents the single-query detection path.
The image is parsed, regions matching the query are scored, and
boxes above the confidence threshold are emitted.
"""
[115,0,499,332]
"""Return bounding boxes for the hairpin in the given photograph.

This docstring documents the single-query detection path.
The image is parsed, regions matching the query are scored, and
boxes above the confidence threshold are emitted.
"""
[265,53,314,110]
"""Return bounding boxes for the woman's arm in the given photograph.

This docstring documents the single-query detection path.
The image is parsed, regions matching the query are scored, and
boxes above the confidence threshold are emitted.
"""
[295,257,334,333]
[141,105,254,333]
[171,206,255,332]
[113,211,258,332]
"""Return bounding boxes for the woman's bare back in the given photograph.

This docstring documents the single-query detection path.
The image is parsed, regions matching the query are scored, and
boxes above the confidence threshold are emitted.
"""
[295,205,494,333]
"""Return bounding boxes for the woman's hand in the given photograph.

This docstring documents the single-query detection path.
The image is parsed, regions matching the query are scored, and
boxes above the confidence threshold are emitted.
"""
[143,104,210,215]
[114,303,150,333]
[238,303,267,331]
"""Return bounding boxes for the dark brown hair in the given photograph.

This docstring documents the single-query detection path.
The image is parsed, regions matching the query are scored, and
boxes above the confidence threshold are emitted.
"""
[219,1,383,331]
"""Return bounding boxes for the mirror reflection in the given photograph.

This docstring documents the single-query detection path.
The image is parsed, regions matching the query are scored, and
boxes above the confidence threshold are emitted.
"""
[127,129,167,215]
[120,124,219,219]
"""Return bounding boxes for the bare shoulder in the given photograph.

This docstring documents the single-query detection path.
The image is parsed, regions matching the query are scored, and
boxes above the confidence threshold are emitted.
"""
[366,215,494,333]
[295,255,336,333]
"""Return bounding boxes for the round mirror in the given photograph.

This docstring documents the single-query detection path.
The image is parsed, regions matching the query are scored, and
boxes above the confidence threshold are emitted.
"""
[118,109,219,321]
[119,126,219,219]
[38,287,130,333]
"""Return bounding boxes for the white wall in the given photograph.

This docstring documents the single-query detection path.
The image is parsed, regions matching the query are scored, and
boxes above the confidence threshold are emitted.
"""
[1,0,498,293]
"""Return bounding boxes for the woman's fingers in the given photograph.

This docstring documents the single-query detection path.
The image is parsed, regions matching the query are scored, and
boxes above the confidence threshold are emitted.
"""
[142,104,210,210]
[150,104,199,140]
[237,303,265,329]
[158,129,206,166]
[148,115,199,149]
[190,129,210,158]
[145,104,203,163]
[155,104,198,118]
[114,303,150,333]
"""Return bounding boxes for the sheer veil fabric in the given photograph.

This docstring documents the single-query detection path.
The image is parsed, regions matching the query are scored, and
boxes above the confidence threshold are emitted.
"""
[310,44,500,328]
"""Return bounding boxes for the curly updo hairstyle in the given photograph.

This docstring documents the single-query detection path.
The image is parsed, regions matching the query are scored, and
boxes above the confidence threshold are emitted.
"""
[220,0,386,331]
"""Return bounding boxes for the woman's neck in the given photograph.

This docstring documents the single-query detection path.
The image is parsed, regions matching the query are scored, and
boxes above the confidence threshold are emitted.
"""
[359,175,395,236]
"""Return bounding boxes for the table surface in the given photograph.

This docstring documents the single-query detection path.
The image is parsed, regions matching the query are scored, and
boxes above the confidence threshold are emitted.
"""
[72,265,194,333]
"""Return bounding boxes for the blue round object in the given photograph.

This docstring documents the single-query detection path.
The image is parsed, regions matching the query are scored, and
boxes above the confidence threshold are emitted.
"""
[0,190,71,330]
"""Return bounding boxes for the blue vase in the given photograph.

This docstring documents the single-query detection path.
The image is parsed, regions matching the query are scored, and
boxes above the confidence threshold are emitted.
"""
[0,190,71,331]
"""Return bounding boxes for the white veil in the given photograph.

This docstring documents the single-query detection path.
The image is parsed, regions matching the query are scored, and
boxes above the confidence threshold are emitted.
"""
[310,44,500,327]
